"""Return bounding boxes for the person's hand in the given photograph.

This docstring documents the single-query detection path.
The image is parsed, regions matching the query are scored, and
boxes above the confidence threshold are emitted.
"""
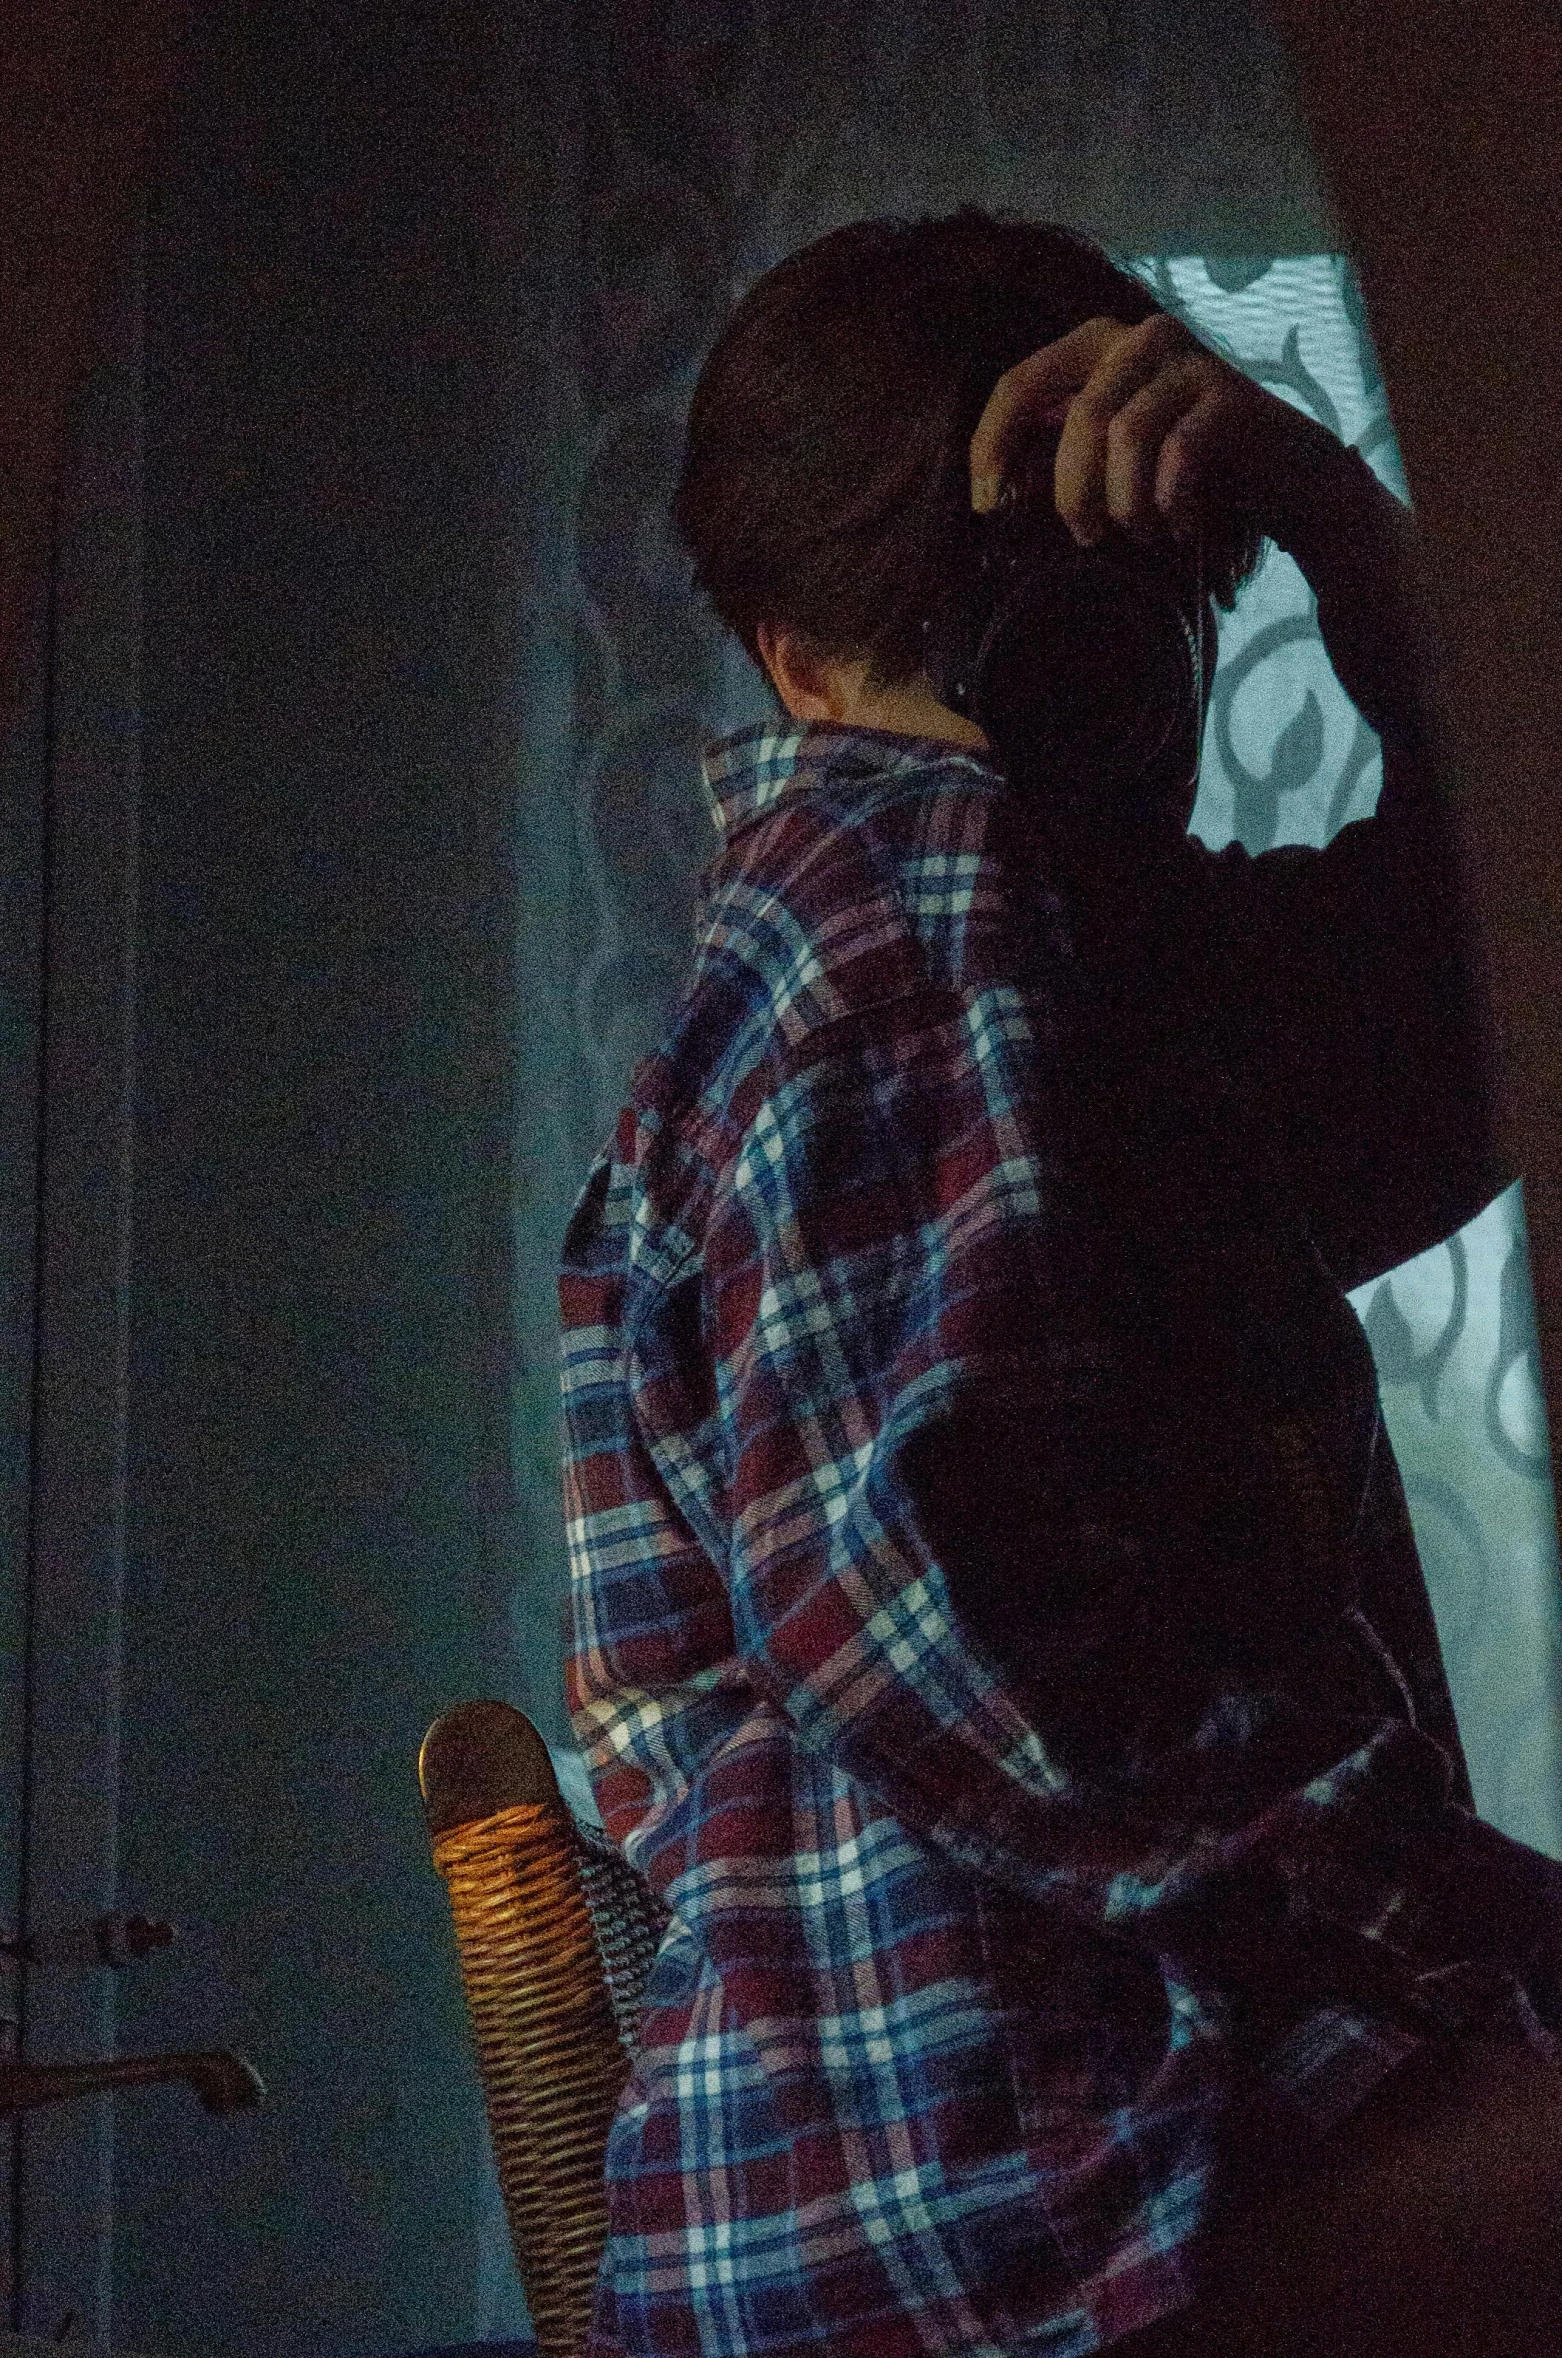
[968,311,1337,551]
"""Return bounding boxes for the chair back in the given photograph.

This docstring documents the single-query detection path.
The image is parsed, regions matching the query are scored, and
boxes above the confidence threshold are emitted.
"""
[419,1702,668,2358]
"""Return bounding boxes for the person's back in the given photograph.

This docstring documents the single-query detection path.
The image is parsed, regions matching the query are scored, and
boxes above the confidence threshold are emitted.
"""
[559,210,1562,2357]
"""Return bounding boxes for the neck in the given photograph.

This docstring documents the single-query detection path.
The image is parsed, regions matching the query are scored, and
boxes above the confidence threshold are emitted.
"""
[771,650,991,754]
[841,673,991,752]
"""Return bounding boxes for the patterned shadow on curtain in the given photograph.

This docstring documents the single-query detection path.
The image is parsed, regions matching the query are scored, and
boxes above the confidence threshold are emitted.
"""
[507,7,1562,1863]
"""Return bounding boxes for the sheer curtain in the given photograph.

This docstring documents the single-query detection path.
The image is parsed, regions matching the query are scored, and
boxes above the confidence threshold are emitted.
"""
[506,0,1562,1862]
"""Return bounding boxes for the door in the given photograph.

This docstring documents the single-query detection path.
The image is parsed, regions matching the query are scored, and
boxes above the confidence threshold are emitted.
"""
[1,219,187,2347]
[4,10,530,2336]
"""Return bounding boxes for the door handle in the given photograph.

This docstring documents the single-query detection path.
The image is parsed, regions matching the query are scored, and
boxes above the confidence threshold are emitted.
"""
[1,1914,179,1969]
[0,2049,264,2117]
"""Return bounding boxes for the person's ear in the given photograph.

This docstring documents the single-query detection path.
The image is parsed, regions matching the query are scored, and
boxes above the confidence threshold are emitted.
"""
[756,622,847,721]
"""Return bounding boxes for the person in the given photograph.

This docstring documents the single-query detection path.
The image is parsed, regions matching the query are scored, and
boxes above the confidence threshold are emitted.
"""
[557,209,1562,2358]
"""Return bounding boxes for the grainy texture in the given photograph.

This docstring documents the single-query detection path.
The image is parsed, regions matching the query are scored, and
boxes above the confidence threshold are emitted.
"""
[560,683,1562,2354]
[433,1802,632,2358]
[1268,0,1562,1536]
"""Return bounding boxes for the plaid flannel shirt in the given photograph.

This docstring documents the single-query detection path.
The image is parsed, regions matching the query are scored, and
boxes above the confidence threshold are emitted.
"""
[561,649,1562,2356]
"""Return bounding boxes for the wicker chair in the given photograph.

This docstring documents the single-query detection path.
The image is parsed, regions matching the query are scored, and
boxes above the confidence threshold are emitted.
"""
[419,1702,670,2358]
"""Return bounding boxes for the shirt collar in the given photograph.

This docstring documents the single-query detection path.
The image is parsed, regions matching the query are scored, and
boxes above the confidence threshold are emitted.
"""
[700,720,999,845]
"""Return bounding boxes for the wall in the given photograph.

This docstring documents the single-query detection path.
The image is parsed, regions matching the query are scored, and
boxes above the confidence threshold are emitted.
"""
[111,2,531,2346]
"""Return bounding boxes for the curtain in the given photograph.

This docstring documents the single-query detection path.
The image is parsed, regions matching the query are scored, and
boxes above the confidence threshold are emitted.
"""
[505,0,1562,1875]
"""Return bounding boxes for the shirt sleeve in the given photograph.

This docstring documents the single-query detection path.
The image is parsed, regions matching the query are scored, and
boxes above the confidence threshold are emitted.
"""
[693,975,1208,1907]
[1205,505,1512,1293]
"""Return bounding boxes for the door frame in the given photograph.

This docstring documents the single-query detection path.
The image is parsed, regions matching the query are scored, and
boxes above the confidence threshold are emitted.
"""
[7,218,145,2346]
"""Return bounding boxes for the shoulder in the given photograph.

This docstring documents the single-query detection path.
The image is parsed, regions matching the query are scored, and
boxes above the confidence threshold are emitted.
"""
[577,733,1073,1297]
[701,727,1069,1048]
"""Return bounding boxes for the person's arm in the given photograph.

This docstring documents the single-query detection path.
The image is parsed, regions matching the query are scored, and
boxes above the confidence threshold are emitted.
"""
[1213,439,1513,1290]
[689,974,1279,1916]
[968,312,1511,1290]
[1262,426,1436,758]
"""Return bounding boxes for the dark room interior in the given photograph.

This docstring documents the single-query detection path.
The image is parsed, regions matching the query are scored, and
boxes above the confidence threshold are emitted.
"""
[4,1,1562,2352]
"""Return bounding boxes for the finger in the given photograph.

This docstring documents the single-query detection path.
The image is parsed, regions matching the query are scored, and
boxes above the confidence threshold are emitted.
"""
[1152,383,1243,538]
[1051,312,1195,542]
[969,317,1123,512]
[1100,355,1208,539]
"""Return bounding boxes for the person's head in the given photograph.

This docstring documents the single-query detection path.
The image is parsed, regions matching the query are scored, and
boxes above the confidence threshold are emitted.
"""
[672,208,1265,727]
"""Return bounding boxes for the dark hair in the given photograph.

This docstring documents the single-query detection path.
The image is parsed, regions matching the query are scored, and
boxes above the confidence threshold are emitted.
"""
[672,208,1266,689]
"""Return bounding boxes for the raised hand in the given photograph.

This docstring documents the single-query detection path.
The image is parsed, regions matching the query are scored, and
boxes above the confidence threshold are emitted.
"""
[968,311,1337,553]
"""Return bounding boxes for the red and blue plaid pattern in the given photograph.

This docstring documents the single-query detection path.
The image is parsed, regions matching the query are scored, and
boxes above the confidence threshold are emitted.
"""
[560,714,1562,2358]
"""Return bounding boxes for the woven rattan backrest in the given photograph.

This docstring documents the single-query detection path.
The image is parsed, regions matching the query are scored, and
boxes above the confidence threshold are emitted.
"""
[570,1817,671,2053]
[420,1702,665,2358]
